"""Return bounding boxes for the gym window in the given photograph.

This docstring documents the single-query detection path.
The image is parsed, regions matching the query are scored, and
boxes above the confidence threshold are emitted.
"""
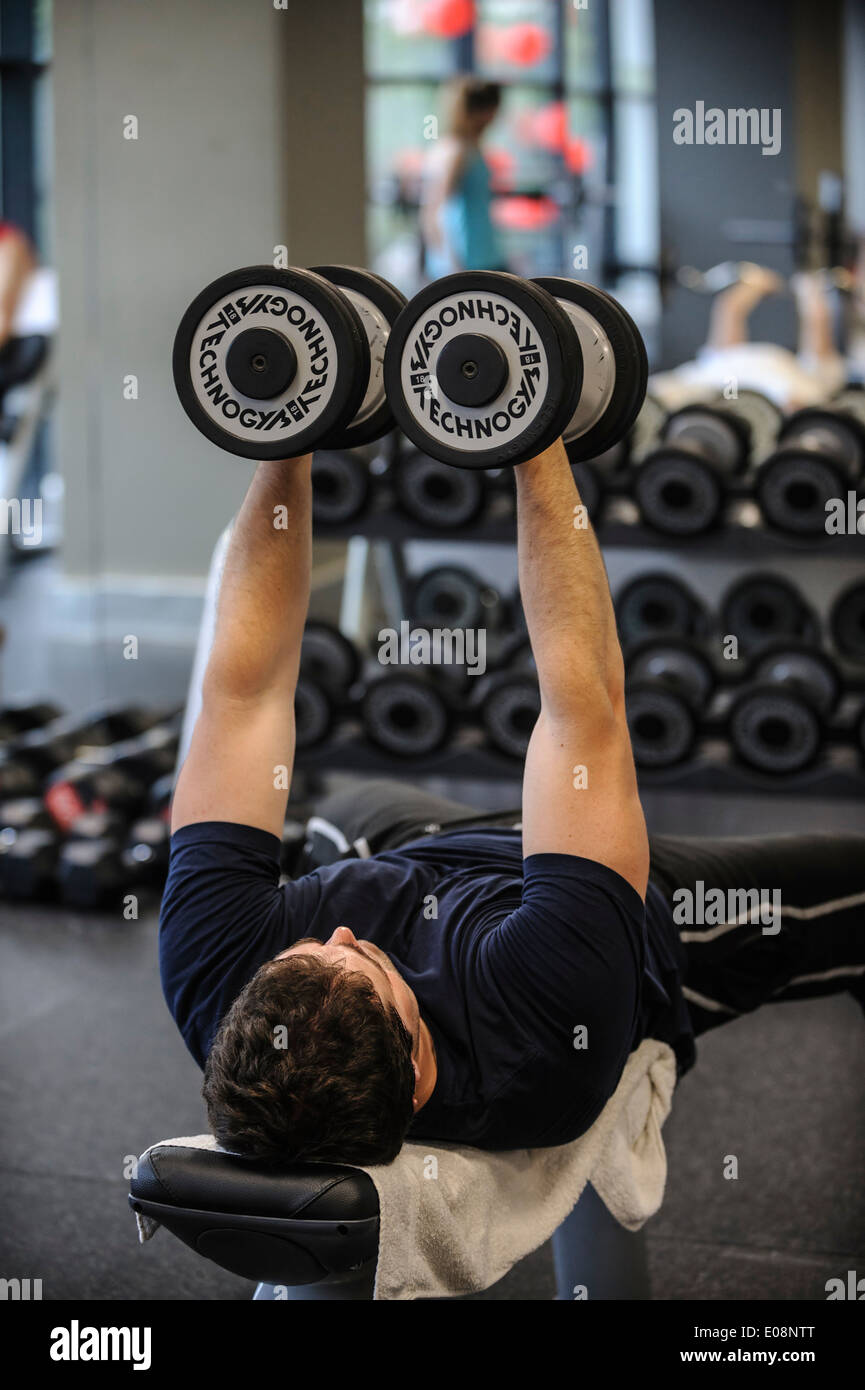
[364,0,659,346]
[0,0,53,258]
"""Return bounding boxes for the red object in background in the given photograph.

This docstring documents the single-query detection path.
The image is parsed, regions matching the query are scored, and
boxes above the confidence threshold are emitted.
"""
[497,22,552,66]
[527,100,568,151]
[484,146,515,193]
[394,147,425,178]
[421,0,475,38]
[564,135,592,175]
[492,195,559,231]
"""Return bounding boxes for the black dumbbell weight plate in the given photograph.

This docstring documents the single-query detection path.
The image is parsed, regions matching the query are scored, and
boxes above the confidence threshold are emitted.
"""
[311,266,407,450]
[534,278,647,462]
[626,638,715,709]
[173,266,369,460]
[300,622,361,698]
[662,404,750,474]
[757,447,844,535]
[412,566,484,631]
[568,458,602,522]
[634,446,723,535]
[626,683,697,769]
[830,580,865,663]
[748,642,840,717]
[720,573,817,651]
[361,675,451,757]
[729,684,821,775]
[778,408,865,477]
[311,450,371,525]
[385,272,582,470]
[393,449,486,529]
[616,572,704,647]
[481,675,541,760]
[294,678,333,751]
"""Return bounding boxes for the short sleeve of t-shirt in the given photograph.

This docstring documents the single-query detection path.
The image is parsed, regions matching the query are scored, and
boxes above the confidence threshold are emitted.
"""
[477,852,647,1133]
[158,821,320,1067]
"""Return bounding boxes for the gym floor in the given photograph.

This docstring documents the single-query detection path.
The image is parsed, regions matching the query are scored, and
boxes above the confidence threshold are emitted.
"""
[2,556,863,1301]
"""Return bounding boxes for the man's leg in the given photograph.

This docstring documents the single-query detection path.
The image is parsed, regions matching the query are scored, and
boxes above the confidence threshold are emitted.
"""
[649,833,865,1035]
[305,778,521,865]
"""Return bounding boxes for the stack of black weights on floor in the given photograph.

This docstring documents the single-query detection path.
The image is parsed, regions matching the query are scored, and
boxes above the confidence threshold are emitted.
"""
[0,704,177,910]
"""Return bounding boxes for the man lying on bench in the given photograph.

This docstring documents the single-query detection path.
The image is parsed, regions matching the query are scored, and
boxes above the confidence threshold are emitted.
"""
[159,442,865,1164]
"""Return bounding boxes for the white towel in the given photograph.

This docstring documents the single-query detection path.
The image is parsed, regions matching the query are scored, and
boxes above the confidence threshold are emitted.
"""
[134,1038,675,1300]
[366,1037,675,1299]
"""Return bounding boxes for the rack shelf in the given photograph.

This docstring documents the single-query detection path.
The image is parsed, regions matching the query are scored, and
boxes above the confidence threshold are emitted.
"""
[297,732,865,799]
[317,506,865,556]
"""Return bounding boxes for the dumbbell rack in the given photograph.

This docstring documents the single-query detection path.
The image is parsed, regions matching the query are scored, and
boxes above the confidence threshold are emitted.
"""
[297,429,865,800]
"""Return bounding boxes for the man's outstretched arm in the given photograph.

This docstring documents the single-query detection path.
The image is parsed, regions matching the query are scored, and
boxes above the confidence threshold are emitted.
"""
[171,457,312,840]
[515,438,649,898]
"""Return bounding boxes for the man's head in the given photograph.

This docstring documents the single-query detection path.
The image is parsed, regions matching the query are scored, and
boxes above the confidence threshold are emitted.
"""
[446,75,502,138]
[202,928,421,1166]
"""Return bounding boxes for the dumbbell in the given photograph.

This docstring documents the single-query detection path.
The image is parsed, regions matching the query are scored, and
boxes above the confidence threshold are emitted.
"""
[720,573,818,653]
[43,720,180,832]
[58,809,173,911]
[294,622,360,752]
[384,271,646,470]
[410,565,507,635]
[294,678,334,752]
[633,404,750,535]
[147,771,174,818]
[0,707,165,799]
[615,572,708,649]
[393,447,487,529]
[757,407,865,535]
[0,825,60,900]
[0,701,62,744]
[717,389,782,464]
[728,643,841,775]
[0,796,53,835]
[0,799,57,899]
[480,673,541,760]
[830,579,865,663]
[311,450,371,525]
[173,264,406,459]
[569,433,630,522]
[405,570,510,698]
[624,639,716,769]
[360,673,452,758]
[567,452,604,524]
[55,836,125,910]
[300,621,360,699]
[122,812,171,885]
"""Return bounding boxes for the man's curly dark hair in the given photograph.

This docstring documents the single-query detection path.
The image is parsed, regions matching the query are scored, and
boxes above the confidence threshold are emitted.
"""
[202,952,416,1166]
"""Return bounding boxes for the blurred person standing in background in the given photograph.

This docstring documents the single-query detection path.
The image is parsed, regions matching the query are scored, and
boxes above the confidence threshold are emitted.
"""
[421,75,507,277]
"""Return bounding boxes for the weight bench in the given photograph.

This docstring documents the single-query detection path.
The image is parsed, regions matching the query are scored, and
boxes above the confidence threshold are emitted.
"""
[128,1139,651,1300]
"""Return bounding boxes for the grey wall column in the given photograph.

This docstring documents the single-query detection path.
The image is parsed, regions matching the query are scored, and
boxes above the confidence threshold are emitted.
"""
[53,0,366,584]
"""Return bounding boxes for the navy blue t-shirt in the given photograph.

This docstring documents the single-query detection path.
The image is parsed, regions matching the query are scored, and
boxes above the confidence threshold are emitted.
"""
[159,822,695,1151]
